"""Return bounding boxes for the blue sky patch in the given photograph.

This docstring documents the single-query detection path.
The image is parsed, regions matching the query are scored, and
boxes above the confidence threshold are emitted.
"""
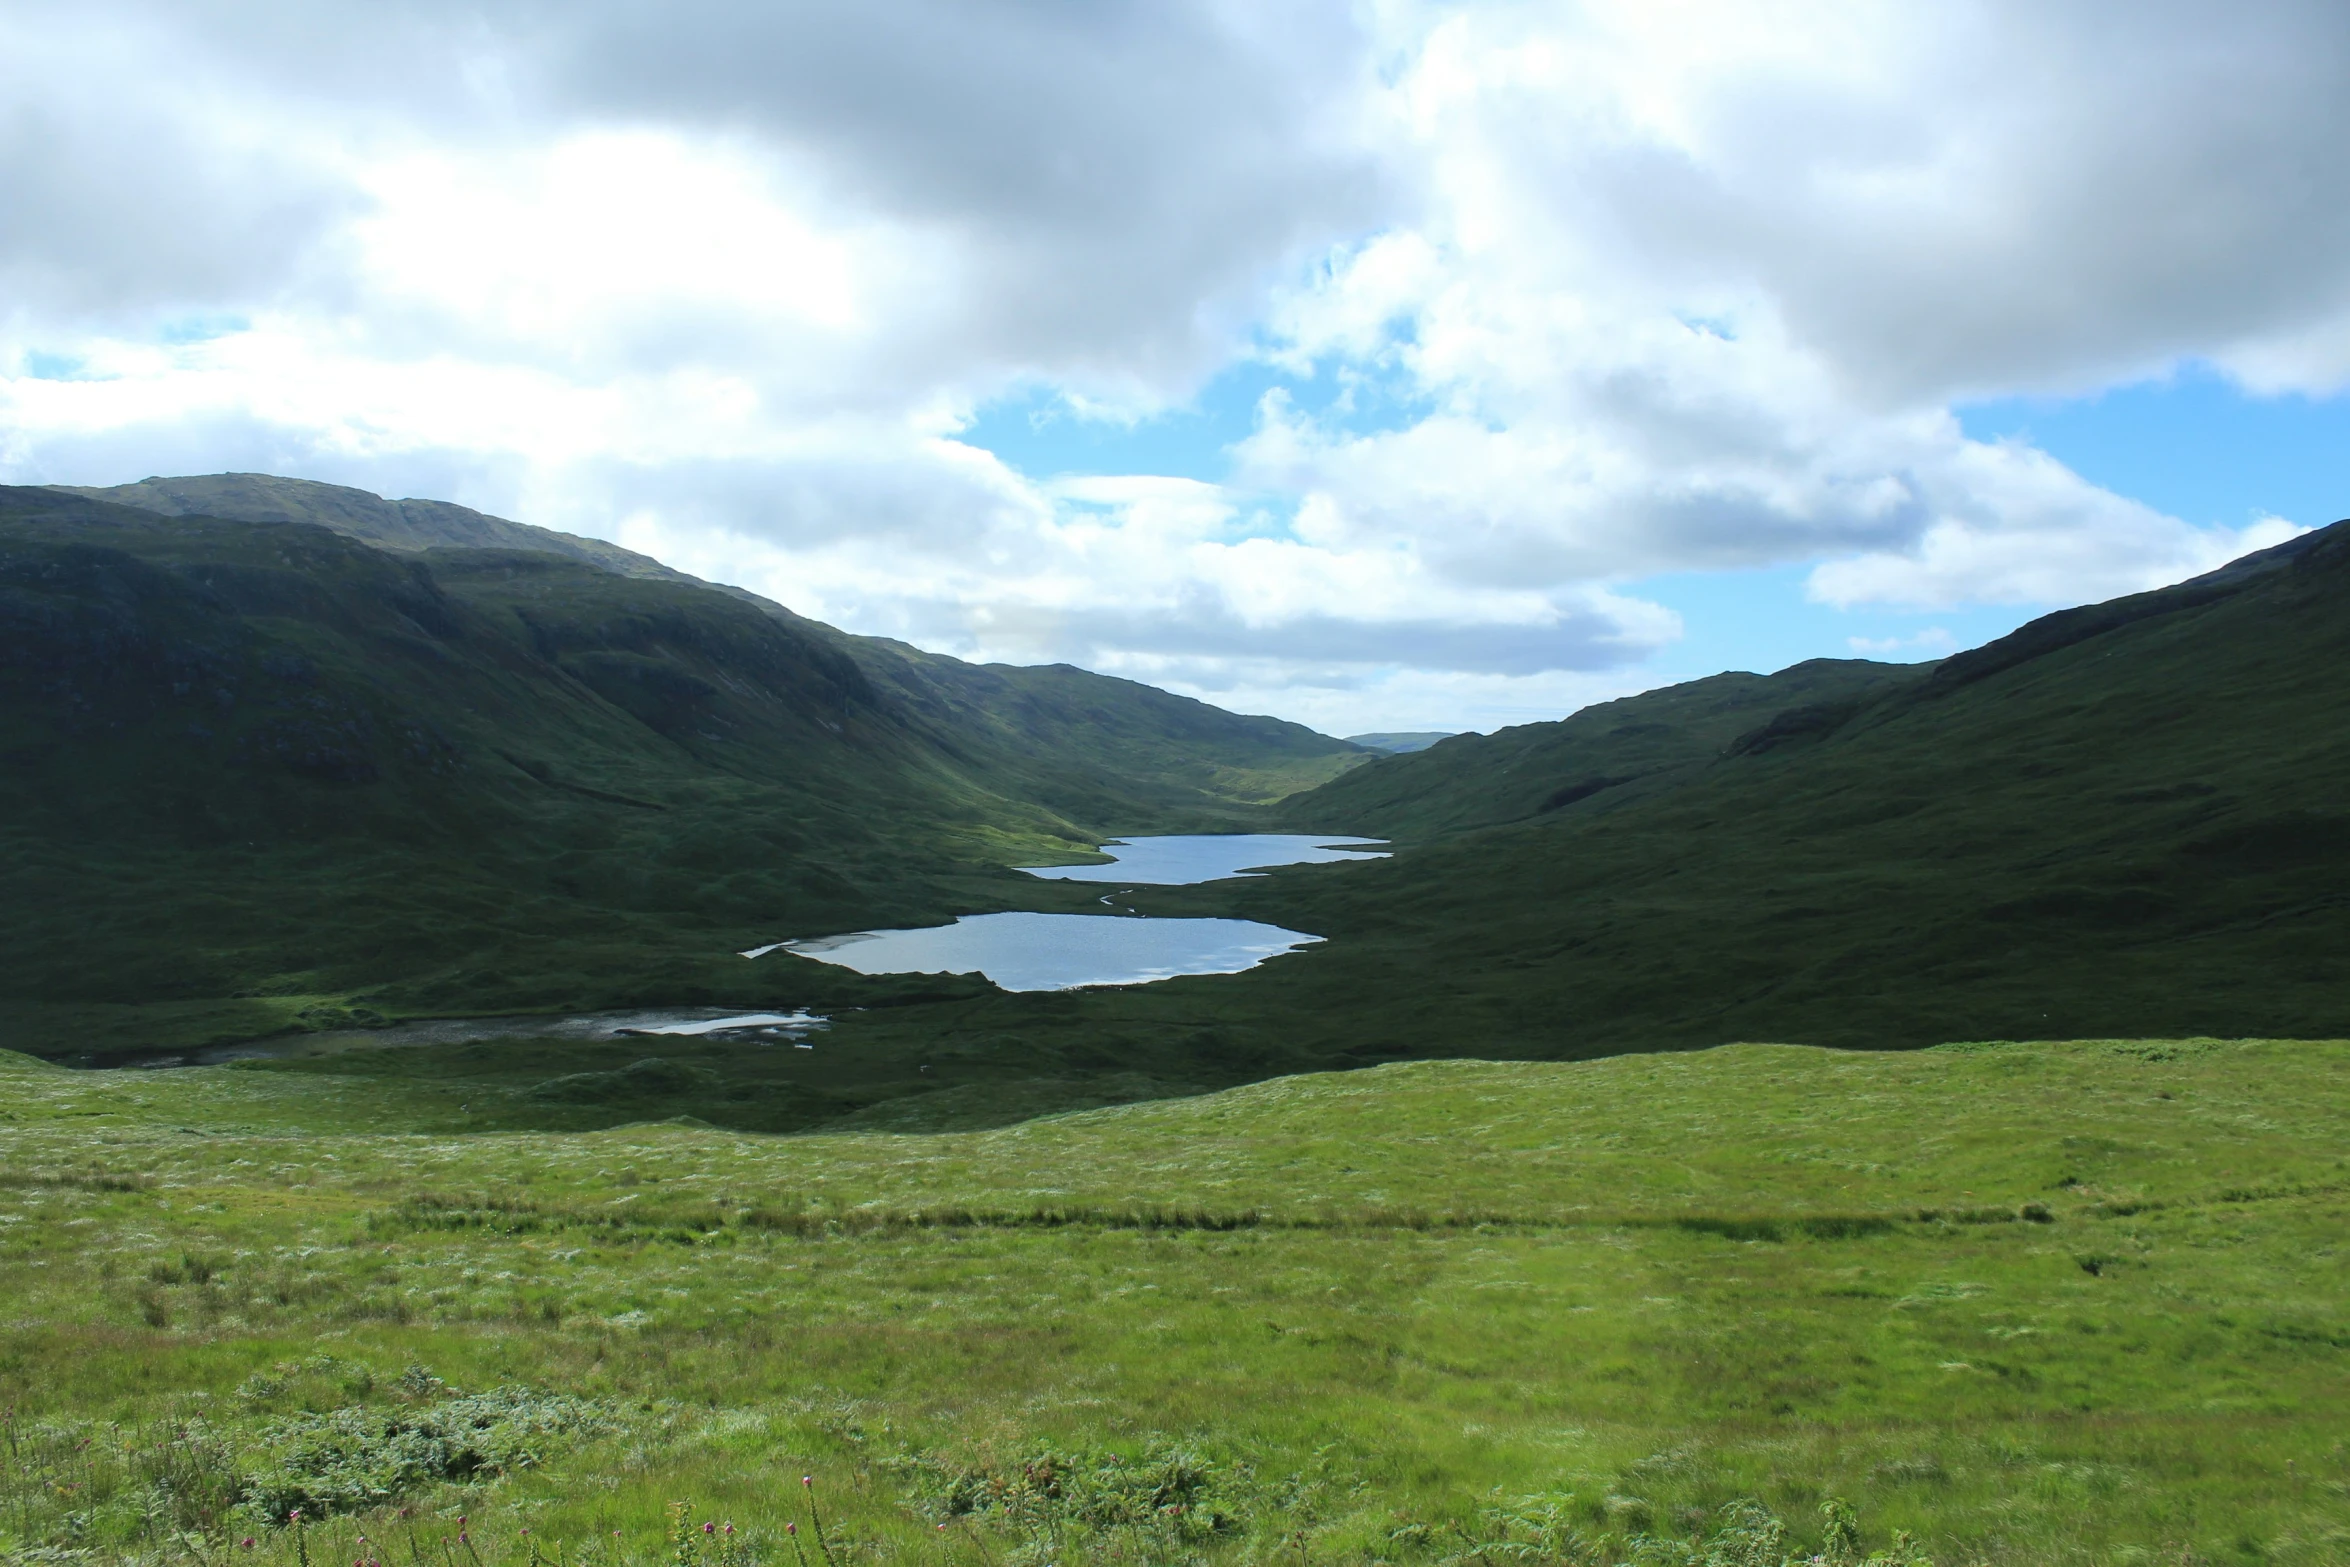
[1961,364,2350,530]
[961,351,1431,487]
[158,314,251,346]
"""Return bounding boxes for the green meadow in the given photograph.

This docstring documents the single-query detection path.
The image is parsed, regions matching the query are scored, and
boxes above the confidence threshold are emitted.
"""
[2,1035,2343,1566]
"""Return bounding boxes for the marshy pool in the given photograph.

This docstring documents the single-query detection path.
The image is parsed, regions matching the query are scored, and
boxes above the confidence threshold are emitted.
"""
[113,1008,830,1070]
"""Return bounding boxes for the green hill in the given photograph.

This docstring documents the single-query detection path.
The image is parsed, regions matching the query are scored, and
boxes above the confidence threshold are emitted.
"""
[60,474,1370,817]
[0,483,1359,1056]
[1296,661,1921,837]
[52,473,703,583]
[1188,517,2350,1058]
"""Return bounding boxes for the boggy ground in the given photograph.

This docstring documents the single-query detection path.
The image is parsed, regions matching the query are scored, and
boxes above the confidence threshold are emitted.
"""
[0,1036,2344,1565]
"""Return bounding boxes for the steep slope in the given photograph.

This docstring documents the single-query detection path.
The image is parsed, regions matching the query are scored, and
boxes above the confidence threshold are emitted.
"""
[850,642,1368,817]
[1282,658,1921,837]
[0,486,1162,1047]
[1175,516,2350,1058]
[61,474,1369,812]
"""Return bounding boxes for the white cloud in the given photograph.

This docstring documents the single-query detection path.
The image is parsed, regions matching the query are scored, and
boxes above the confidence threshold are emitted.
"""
[2,0,2348,734]
[1847,628,1956,659]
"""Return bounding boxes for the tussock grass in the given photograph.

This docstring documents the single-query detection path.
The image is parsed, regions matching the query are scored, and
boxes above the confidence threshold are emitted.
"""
[0,1037,2345,1563]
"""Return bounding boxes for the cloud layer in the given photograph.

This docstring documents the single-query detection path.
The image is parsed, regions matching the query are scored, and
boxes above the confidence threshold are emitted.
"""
[4,0,2345,729]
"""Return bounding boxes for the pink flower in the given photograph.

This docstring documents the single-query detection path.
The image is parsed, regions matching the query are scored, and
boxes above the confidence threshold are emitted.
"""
[704,1522,716,1535]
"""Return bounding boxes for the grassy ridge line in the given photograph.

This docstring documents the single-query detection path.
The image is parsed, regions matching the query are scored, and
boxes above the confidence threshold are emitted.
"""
[54,471,1369,818]
[1280,658,1923,838]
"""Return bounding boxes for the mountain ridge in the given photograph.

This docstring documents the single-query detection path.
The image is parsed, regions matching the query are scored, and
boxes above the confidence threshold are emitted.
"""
[56,473,1370,812]
[0,481,1354,1052]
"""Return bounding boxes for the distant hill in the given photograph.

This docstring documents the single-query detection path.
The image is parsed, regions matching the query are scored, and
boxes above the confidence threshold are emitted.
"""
[20,469,2346,1082]
[55,474,1367,816]
[1293,659,1919,837]
[1343,731,1458,754]
[0,481,1361,1051]
[1202,518,2350,1056]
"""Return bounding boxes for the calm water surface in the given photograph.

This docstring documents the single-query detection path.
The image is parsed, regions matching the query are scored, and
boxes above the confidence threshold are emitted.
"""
[768,834,1386,990]
[1018,833,1386,885]
[783,911,1320,992]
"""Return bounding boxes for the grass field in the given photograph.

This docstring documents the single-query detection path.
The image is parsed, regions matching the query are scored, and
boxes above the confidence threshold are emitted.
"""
[2,1036,2343,1565]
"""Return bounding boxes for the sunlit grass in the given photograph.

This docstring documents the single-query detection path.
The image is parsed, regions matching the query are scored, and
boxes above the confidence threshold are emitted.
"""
[1,1039,2344,1563]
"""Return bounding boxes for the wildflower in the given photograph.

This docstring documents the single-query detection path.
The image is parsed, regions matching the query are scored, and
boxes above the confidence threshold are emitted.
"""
[786,1523,797,1536]
[241,1540,256,1551]
[704,1522,716,1535]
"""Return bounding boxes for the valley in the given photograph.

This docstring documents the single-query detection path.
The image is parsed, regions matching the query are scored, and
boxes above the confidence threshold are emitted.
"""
[2,477,2345,1564]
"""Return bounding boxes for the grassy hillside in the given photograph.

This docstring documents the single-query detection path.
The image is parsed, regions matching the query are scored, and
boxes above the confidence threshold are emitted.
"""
[1189,518,2350,1060]
[0,485,1354,1056]
[62,474,1368,815]
[0,1035,2341,1564]
[764,522,2350,1098]
[1286,660,1921,838]
[53,473,706,584]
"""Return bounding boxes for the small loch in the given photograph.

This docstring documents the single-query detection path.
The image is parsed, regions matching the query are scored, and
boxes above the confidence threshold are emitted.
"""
[766,834,1386,992]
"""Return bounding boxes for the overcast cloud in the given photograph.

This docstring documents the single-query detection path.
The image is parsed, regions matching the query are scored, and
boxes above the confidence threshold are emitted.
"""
[2,0,2344,730]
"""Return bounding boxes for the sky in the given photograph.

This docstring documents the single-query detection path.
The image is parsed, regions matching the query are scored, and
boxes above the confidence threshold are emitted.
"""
[3,2,2348,736]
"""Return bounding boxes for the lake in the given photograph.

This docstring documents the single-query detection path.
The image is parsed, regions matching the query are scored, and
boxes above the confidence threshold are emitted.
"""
[773,833,1386,991]
[1018,833,1387,885]
[783,911,1320,992]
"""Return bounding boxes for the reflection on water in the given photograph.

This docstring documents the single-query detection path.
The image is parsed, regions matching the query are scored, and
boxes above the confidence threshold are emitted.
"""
[614,1011,825,1037]
[1019,833,1387,886]
[781,911,1321,992]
